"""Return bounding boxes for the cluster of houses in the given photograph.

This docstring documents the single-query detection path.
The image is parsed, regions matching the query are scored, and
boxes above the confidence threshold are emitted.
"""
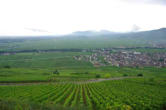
[74,50,166,67]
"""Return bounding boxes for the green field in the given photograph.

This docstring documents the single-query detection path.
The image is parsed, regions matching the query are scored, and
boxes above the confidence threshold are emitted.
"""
[0,52,166,82]
[0,51,166,110]
[0,78,166,110]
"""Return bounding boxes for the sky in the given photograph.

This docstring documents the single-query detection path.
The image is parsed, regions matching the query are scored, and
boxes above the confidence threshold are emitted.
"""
[0,0,166,36]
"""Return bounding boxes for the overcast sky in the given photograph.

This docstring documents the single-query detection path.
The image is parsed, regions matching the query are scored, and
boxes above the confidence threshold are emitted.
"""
[0,0,166,36]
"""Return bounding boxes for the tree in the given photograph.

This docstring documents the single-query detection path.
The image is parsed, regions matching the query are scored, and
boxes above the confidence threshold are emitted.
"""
[137,73,143,77]
[84,72,89,74]
[95,74,101,78]
[53,70,60,75]
[104,74,111,78]
[123,74,128,77]
[4,65,11,69]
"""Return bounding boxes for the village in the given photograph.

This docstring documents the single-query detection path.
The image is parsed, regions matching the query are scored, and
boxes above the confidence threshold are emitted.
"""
[74,49,166,67]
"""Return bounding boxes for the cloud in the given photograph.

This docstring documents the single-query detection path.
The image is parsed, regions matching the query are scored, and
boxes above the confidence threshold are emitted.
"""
[147,0,166,5]
[131,25,141,32]
[24,28,49,33]
[121,0,166,5]
[0,0,166,36]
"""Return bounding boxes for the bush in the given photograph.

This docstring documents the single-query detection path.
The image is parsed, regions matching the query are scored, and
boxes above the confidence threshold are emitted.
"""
[104,74,111,78]
[123,74,128,77]
[4,65,11,69]
[137,73,143,77]
[53,70,60,75]
[95,74,101,78]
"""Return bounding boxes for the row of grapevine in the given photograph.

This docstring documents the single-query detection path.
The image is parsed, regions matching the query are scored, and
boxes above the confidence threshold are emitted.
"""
[63,85,76,106]
[71,85,80,107]
[0,78,166,110]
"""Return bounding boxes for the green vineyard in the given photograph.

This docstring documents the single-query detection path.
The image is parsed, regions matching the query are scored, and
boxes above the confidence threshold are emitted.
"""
[0,78,166,110]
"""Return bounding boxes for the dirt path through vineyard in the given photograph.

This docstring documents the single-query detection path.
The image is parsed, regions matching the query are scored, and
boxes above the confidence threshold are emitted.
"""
[0,77,139,86]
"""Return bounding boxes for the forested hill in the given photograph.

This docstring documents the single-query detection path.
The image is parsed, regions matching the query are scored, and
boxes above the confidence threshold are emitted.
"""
[69,28,166,42]
[0,28,166,51]
[119,28,166,42]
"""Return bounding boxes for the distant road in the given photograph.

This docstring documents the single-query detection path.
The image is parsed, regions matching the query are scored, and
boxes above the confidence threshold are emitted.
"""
[0,49,83,54]
[0,77,140,86]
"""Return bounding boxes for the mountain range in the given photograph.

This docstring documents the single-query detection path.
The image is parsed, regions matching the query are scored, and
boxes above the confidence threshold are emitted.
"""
[0,28,166,50]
